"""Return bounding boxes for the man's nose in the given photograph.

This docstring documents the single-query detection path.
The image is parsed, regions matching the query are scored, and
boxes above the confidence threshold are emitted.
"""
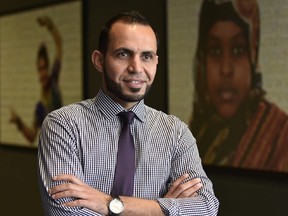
[128,56,143,73]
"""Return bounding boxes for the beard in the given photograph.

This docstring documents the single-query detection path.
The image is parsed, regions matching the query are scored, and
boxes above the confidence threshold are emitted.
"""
[103,68,152,103]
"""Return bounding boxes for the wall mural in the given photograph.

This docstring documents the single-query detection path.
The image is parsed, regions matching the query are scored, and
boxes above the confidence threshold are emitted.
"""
[168,0,288,173]
[0,0,83,148]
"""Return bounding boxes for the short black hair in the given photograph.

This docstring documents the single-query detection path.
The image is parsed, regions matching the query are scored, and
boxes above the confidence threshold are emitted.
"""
[98,10,159,54]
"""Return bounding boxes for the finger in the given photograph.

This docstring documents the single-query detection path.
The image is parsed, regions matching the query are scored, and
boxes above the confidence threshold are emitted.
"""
[62,199,87,208]
[171,178,202,198]
[188,177,202,187]
[49,181,76,195]
[191,192,198,197]
[53,174,84,185]
[51,186,84,200]
[171,177,201,197]
[49,176,92,201]
[50,180,91,200]
[167,173,189,195]
[178,182,203,198]
[183,179,202,191]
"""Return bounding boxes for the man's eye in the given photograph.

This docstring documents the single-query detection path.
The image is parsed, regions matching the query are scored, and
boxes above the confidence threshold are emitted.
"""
[141,53,155,62]
[116,51,130,59]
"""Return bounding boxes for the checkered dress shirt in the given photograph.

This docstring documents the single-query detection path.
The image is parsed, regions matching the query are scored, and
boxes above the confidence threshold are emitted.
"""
[38,89,219,215]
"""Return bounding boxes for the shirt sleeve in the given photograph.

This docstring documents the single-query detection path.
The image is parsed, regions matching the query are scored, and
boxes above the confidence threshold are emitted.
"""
[37,111,102,216]
[156,125,219,215]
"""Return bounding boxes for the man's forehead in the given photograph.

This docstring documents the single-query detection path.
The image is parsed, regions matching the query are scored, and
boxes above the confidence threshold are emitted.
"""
[109,21,155,39]
[108,22,157,52]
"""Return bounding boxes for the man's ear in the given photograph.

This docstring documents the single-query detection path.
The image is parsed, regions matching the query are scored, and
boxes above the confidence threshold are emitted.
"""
[91,50,104,72]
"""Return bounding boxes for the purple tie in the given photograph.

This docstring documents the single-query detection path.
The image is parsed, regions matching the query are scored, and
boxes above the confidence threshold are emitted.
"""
[111,111,136,196]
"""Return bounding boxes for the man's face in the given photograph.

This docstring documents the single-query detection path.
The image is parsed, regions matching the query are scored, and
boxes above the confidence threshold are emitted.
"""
[205,21,251,118]
[101,21,158,109]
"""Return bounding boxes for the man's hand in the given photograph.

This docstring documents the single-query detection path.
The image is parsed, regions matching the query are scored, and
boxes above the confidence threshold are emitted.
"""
[49,174,111,215]
[164,174,203,198]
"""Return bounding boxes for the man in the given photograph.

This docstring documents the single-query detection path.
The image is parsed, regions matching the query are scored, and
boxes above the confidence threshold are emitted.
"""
[38,10,219,215]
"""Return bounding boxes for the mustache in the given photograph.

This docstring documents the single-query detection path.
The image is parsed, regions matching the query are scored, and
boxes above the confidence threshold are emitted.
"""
[123,75,149,82]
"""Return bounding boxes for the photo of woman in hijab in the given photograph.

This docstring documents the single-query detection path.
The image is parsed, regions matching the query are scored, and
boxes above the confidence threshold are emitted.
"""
[189,0,288,172]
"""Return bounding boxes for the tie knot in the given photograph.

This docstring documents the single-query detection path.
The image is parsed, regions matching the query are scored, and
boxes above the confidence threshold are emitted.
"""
[118,111,135,125]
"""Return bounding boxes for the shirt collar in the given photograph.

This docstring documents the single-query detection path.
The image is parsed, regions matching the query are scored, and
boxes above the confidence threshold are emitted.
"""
[94,88,146,122]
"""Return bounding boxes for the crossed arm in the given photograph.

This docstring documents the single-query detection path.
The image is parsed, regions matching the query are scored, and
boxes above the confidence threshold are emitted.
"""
[48,173,203,216]
[39,112,219,215]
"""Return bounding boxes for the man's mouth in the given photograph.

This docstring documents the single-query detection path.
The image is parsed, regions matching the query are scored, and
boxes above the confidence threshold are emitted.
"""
[125,79,145,88]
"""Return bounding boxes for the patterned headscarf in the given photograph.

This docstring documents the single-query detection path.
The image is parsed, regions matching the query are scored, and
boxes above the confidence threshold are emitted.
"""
[193,0,262,113]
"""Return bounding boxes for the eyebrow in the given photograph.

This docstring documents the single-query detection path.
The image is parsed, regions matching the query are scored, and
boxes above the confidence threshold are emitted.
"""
[207,31,246,42]
[114,47,157,55]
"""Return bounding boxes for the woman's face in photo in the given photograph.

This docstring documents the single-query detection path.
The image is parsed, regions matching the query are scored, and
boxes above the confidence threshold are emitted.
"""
[205,21,252,118]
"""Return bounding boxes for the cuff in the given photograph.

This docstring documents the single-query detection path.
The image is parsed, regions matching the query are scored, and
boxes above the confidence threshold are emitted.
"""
[156,198,178,216]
